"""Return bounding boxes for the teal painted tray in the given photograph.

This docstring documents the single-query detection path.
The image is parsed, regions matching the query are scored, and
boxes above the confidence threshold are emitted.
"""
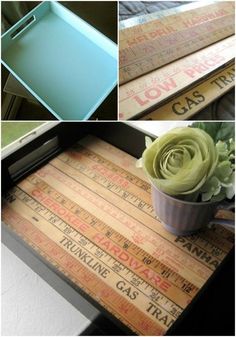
[1,2,117,120]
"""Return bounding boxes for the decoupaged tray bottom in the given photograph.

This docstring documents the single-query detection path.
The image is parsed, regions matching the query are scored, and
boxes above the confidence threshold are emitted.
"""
[2,134,235,335]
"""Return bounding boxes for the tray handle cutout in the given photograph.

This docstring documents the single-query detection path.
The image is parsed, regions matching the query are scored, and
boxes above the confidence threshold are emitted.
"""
[11,15,36,40]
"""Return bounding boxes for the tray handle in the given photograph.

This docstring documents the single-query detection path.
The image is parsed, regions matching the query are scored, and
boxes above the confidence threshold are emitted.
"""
[2,2,50,52]
[10,15,36,40]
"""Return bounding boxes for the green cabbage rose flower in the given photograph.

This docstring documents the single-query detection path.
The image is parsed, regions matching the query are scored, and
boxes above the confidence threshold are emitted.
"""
[141,127,218,197]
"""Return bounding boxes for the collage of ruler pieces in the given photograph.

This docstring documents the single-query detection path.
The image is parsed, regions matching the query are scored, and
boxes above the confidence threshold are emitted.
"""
[2,135,235,335]
[119,2,235,120]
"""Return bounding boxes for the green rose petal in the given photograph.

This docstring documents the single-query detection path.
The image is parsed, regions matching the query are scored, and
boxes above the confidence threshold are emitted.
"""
[142,127,218,197]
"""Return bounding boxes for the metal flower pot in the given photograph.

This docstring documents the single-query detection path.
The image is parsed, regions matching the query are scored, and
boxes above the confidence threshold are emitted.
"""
[151,183,234,236]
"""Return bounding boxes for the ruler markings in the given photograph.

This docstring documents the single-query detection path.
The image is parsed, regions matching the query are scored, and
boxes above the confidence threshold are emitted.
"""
[34,163,210,287]
[74,140,234,251]
[120,2,234,39]
[140,63,235,120]
[57,153,154,216]
[60,146,232,255]
[77,135,148,182]
[120,41,234,102]
[2,136,234,335]
[53,151,229,261]
[52,161,227,288]
[120,40,235,98]
[119,1,217,30]
[23,174,199,303]
[120,15,234,66]
[72,144,151,193]
[76,136,233,250]
[119,36,235,119]
[119,61,234,109]
[50,160,223,276]
[2,207,157,335]
[67,138,234,251]
[16,182,187,311]
[4,194,179,328]
[119,2,235,83]
[59,150,151,205]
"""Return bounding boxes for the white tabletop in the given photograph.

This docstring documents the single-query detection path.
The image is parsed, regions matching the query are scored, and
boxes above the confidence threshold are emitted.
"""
[1,244,91,336]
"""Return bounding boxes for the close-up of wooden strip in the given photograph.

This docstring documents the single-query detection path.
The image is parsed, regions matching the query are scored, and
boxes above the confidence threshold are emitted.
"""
[119,2,235,83]
[119,36,235,120]
[2,136,234,335]
[140,62,235,120]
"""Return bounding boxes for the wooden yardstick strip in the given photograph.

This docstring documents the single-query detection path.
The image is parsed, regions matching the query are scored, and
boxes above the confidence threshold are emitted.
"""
[119,2,235,84]
[140,62,235,120]
[119,1,216,30]
[119,36,235,120]
[2,135,234,335]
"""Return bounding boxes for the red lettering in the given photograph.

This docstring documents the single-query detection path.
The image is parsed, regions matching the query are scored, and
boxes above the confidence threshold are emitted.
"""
[32,189,42,198]
[110,244,121,256]
[146,88,161,99]
[137,35,147,43]
[129,258,142,270]
[118,251,129,261]
[126,38,135,46]
[93,233,105,243]
[133,95,149,106]
[158,78,177,92]
[101,240,111,250]
[160,281,171,292]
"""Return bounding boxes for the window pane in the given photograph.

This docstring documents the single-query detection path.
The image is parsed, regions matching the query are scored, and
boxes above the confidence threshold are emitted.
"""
[1,122,44,148]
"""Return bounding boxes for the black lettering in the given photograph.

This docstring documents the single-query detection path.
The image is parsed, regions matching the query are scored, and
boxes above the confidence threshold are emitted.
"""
[75,248,86,258]
[174,237,186,244]
[65,239,74,249]
[116,281,139,300]
[116,280,126,290]
[227,70,235,81]
[130,290,139,300]
[218,75,232,85]
[159,315,168,325]
[100,268,110,279]
[186,97,198,110]
[183,242,193,252]
[5,193,16,203]
[70,243,80,254]
[92,262,103,273]
[85,255,95,265]
[210,260,219,269]
[210,78,224,89]
[146,302,174,328]
[172,102,188,115]
[191,246,204,257]
[200,252,212,263]
[147,302,156,313]
[192,90,205,103]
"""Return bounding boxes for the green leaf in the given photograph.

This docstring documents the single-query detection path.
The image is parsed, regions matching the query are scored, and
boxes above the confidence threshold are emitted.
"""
[191,122,221,142]
[201,176,221,201]
[214,160,233,185]
[191,122,235,143]
[215,123,235,142]
[225,173,235,199]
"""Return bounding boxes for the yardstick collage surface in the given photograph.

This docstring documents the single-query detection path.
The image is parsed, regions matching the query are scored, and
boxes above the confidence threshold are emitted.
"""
[119,1,235,120]
[1,1,235,335]
[2,135,234,335]
[119,2,234,84]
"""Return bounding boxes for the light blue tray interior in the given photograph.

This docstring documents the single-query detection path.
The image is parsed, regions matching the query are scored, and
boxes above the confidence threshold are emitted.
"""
[2,2,117,120]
